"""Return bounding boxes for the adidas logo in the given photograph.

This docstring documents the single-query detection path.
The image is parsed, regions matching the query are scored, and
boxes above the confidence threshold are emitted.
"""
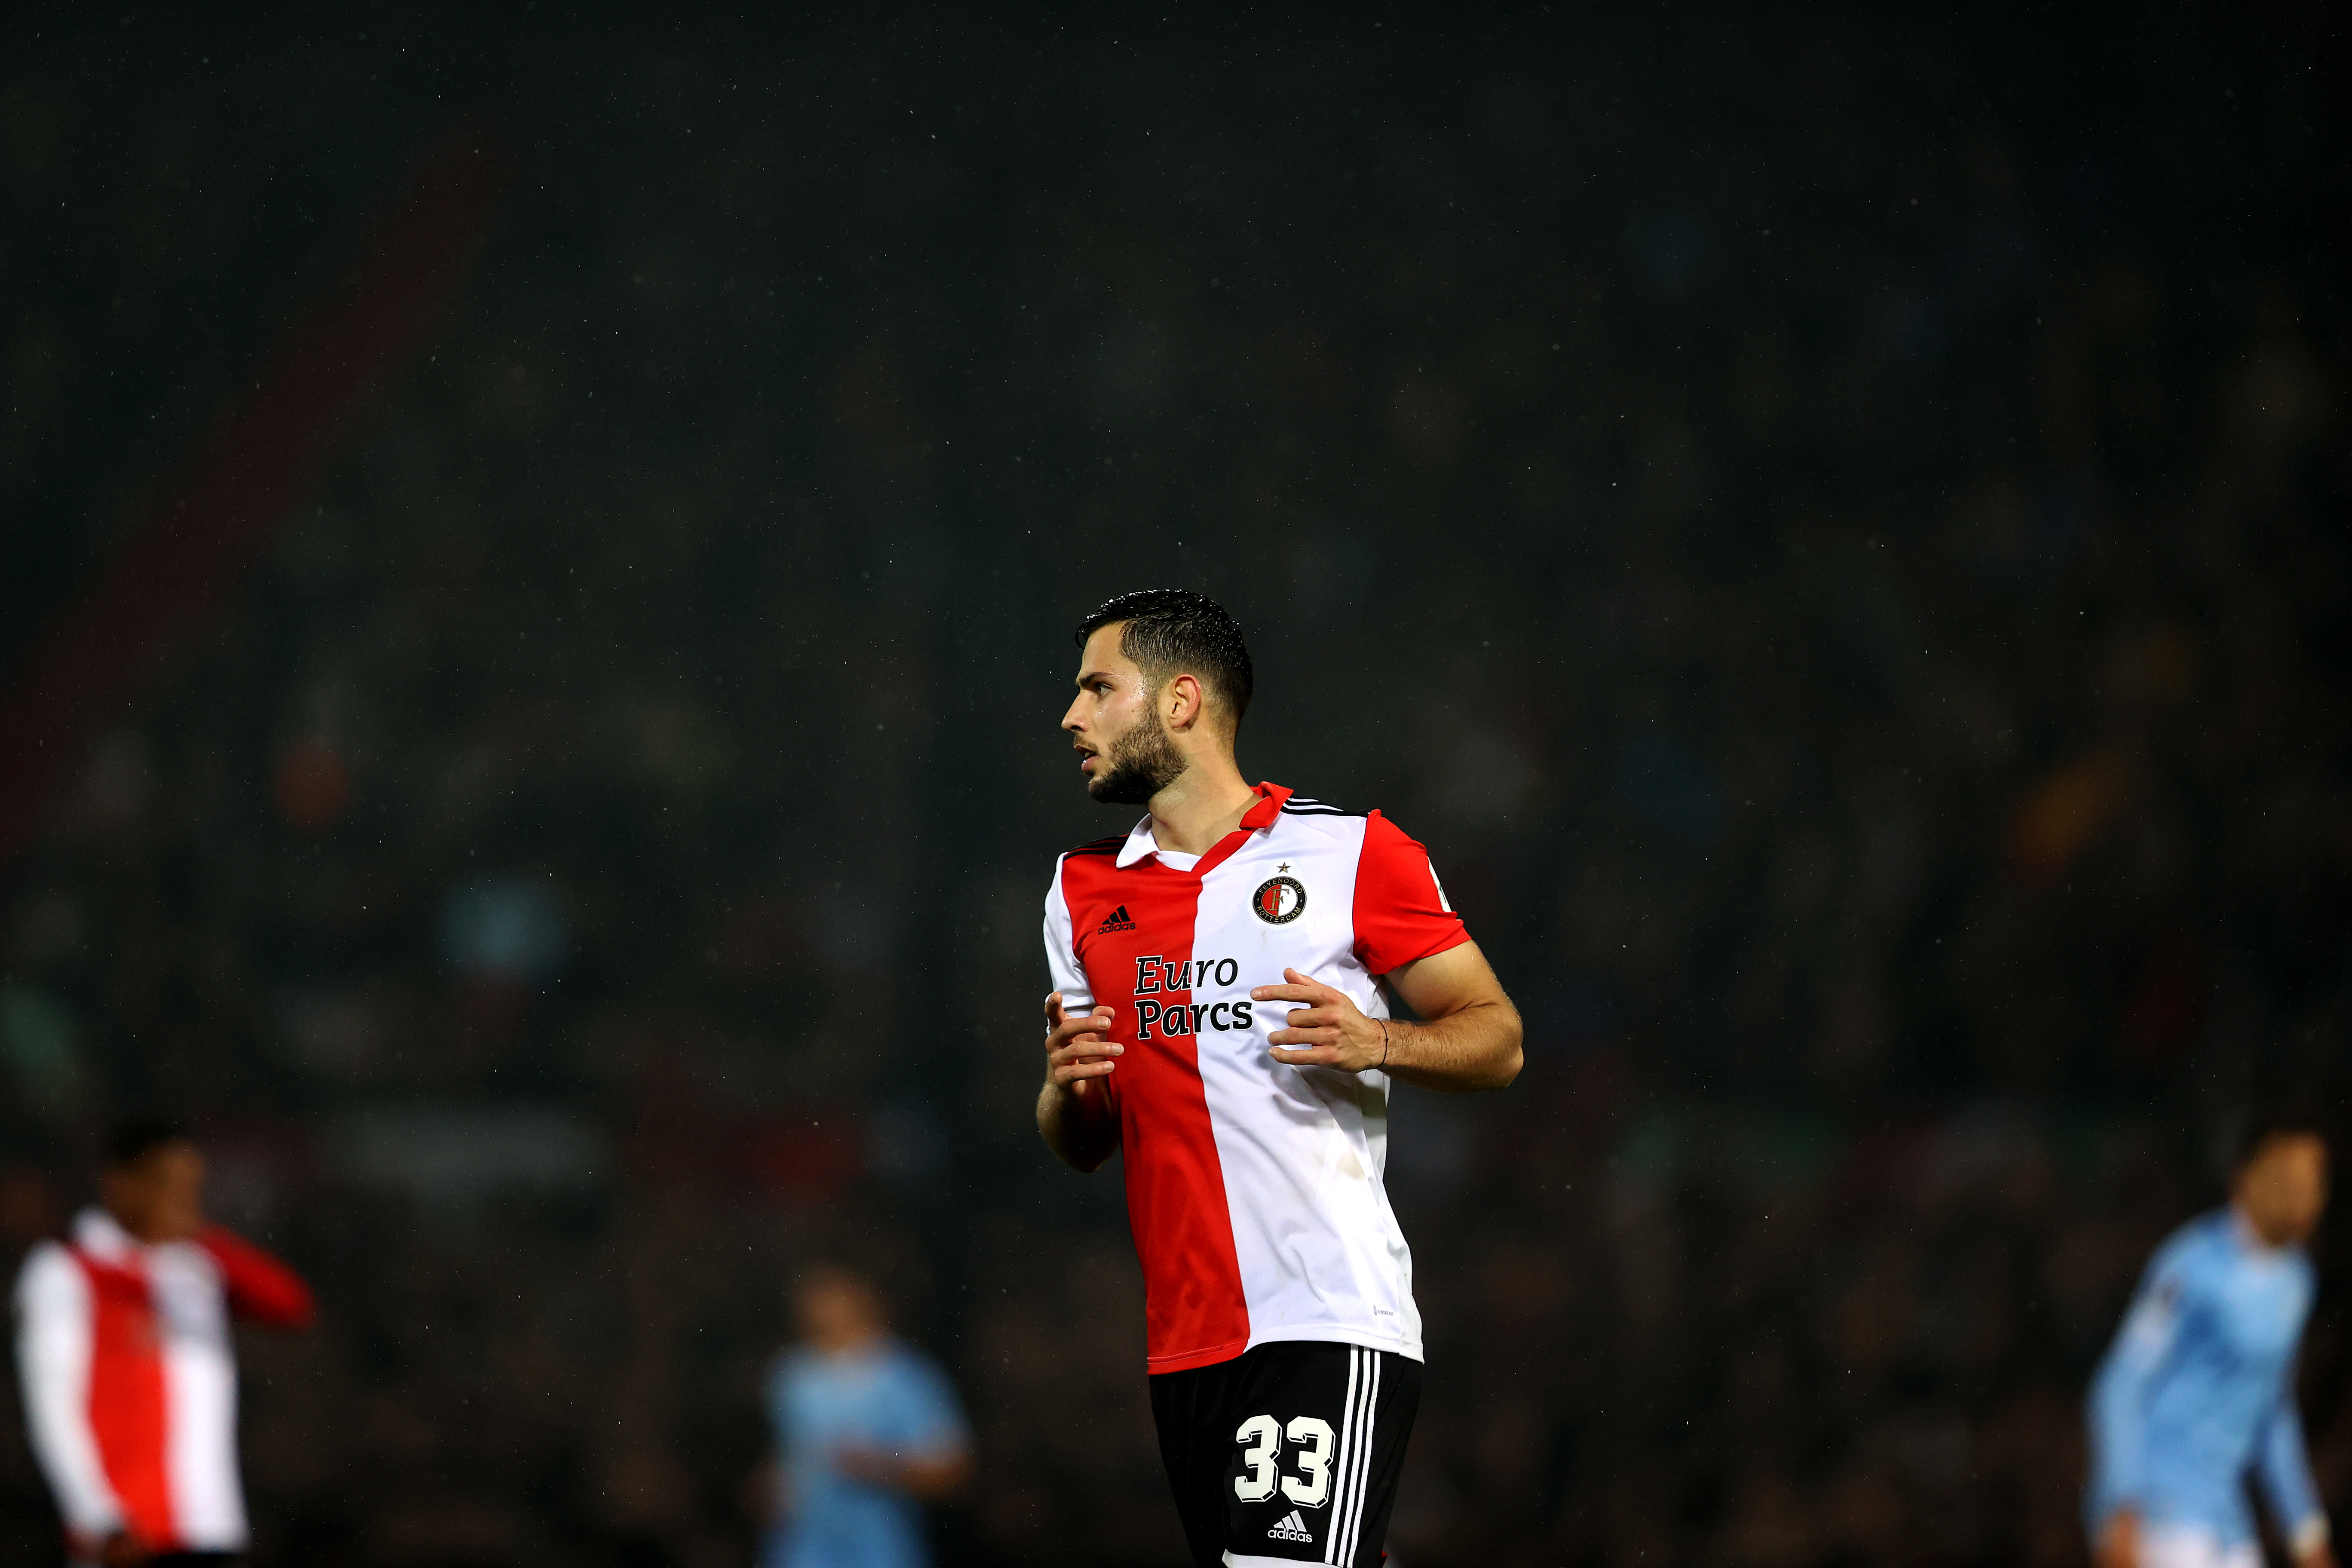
[1266,1509,1314,1544]
[1097,904,1136,933]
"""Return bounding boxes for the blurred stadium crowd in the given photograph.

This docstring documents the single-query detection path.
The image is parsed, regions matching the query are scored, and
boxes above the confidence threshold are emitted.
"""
[1,6,2345,1566]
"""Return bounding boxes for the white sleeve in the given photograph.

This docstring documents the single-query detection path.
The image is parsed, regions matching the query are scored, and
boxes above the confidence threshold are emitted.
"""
[1042,856,1092,1010]
[14,1246,123,1540]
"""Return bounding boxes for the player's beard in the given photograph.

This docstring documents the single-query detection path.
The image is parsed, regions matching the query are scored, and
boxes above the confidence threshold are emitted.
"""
[1088,710,1188,805]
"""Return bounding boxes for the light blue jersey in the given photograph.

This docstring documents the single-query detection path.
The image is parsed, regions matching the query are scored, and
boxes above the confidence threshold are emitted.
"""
[763,1337,969,1568]
[2086,1208,2325,1549]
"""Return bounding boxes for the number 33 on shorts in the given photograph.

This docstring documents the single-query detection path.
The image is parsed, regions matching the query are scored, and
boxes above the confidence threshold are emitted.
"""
[1234,1414,1337,1506]
[1219,1348,1409,1566]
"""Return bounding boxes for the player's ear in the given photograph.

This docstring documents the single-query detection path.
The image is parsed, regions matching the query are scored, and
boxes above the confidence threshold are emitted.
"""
[1165,673,1204,731]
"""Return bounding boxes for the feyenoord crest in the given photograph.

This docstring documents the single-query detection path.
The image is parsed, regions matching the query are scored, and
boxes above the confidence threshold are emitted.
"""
[1252,872,1307,925]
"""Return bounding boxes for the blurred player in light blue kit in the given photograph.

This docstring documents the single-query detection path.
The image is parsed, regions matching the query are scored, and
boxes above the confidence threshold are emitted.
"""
[758,1264,971,1568]
[2088,1112,2334,1568]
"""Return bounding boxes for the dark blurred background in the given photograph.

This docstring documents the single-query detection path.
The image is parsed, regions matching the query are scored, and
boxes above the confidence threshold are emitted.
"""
[1,4,2346,1565]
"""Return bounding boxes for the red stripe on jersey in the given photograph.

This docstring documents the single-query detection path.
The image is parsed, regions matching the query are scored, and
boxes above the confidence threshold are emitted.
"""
[1351,811,1471,975]
[1062,850,1253,1372]
[72,1250,175,1548]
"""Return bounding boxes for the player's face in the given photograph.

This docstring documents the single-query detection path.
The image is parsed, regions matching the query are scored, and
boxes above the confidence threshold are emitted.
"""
[2236,1133,2328,1248]
[101,1141,206,1245]
[797,1271,884,1351]
[1064,625,1186,805]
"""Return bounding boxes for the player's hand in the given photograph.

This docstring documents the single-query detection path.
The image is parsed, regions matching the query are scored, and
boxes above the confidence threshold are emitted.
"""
[98,1531,149,1568]
[744,1458,787,1524]
[834,1440,971,1501]
[832,1442,905,1487]
[1043,992,1121,1099]
[2095,1510,2139,1568]
[2297,1537,2337,1568]
[1257,968,1388,1073]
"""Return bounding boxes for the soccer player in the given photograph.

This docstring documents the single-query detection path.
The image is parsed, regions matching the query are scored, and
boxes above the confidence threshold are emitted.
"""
[2086,1112,2334,1568]
[758,1264,971,1568]
[13,1118,315,1567]
[1036,589,1523,1568]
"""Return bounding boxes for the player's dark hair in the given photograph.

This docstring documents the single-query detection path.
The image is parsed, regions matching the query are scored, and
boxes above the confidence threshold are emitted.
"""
[105,1116,191,1170]
[1074,589,1254,728]
[2228,1106,2328,1173]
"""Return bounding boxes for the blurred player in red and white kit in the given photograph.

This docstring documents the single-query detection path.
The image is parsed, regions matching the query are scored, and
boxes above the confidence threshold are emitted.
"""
[1038,590,1522,1567]
[13,1120,315,1567]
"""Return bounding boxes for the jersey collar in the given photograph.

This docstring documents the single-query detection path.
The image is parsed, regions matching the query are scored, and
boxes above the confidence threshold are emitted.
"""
[1113,781,1294,870]
[2226,1204,2302,1264]
[72,1206,141,1262]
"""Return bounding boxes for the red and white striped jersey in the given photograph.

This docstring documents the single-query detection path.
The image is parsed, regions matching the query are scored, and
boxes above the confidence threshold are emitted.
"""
[1044,781,1470,1373]
[12,1207,314,1554]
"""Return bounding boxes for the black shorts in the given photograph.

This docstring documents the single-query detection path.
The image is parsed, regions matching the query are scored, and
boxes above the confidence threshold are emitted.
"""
[1150,1340,1421,1568]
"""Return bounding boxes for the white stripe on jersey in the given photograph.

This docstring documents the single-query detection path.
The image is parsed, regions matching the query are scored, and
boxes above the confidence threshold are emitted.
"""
[153,1244,247,1545]
[1187,812,1421,1361]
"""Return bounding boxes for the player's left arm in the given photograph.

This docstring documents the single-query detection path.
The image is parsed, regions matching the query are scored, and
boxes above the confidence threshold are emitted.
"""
[198,1225,317,1330]
[2255,1373,2334,1568]
[1259,941,1522,1093]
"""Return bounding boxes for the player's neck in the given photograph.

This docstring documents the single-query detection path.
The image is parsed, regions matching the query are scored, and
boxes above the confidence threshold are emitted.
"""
[812,1324,888,1358]
[2230,1199,2296,1253]
[1147,759,1258,857]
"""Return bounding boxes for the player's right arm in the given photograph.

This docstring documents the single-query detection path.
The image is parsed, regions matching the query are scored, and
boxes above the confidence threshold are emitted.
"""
[2088,1242,2193,1568]
[1036,992,1121,1172]
[14,1246,129,1556]
[1036,860,1122,1173]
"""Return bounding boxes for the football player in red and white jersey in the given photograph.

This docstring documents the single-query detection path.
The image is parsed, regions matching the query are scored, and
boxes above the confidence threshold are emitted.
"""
[13,1119,315,1567]
[1036,589,1522,1568]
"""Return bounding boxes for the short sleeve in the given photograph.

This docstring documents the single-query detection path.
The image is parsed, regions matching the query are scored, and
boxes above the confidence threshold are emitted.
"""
[2116,1263,2187,1362]
[1353,812,1472,976]
[1042,856,1093,1009]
